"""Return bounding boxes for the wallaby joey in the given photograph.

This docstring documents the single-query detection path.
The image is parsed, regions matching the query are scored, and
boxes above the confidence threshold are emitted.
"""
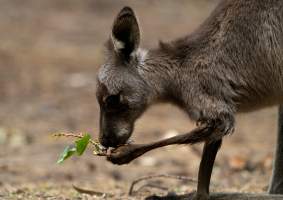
[96,1,283,199]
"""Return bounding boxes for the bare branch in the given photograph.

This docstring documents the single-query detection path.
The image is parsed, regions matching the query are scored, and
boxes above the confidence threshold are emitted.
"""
[72,184,113,197]
[129,174,197,196]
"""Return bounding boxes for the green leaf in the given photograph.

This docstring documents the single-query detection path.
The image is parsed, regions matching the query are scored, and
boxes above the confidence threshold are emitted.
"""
[57,145,77,164]
[75,134,90,156]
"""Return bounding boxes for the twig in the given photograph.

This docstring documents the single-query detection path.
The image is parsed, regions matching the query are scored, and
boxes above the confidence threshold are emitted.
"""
[72,184,113,197]
[135,183,169,194]
[53,132,98,145]
[52,132,107,155]
[53,132,84,139]
[129,174,197,196]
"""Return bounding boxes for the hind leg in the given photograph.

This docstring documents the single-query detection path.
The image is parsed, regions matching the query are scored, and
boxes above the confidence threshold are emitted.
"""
[192,139,222,200]
[269,105,283,194]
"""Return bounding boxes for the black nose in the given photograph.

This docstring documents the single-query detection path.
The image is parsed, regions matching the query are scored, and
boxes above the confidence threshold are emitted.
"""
[99,136,121,148]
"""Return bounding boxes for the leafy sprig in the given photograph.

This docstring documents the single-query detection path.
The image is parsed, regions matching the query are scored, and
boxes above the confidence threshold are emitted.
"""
[53,133,106,164]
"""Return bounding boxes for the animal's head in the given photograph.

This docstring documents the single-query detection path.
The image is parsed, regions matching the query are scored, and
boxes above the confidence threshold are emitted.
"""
[96,7,150,147]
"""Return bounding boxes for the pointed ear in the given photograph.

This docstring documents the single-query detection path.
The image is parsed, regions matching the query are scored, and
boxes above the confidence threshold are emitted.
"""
[111,7,140,60]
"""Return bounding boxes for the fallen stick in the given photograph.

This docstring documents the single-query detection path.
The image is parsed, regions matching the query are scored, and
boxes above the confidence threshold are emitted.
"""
[72,185,111,197]
[145,192,283,200]
[129,174,197,195]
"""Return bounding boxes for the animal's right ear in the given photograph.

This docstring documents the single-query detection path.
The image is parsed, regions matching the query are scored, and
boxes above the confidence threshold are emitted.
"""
[110,7,140,60]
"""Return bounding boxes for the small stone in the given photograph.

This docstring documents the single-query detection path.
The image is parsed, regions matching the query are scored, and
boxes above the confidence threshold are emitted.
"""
[139,156,157,167]
[9,129,28,148]
[228,155,247,170]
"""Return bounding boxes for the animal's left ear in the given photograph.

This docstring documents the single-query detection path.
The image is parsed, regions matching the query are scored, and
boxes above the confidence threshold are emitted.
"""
[111,7,140,60]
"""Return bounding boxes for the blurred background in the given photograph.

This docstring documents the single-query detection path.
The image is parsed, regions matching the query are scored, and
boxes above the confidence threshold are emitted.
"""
[0,0,278,199]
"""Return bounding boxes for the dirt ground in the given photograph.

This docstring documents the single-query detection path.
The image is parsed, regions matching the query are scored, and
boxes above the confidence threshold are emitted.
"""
[0,0,280,199]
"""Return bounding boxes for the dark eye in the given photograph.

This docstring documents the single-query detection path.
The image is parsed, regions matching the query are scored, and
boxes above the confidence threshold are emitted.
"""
[105,94,122,111]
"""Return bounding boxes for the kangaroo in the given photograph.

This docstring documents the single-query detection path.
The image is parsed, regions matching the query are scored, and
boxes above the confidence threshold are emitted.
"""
[96,0,283,199]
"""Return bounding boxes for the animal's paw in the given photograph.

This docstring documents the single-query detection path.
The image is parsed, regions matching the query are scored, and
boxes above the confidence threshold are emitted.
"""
[106,144,143,165]
[106,145,134,165]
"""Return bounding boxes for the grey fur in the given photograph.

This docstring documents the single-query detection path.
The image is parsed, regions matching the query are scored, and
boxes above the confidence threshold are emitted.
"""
[96,1,283,199]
